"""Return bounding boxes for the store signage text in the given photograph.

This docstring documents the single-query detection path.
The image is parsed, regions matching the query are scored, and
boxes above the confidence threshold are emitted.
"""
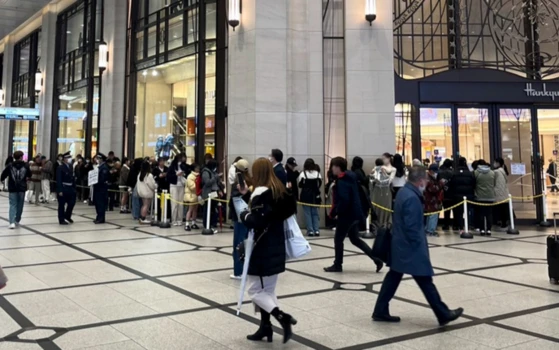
[524,83,559,101]
[0,107,40,121]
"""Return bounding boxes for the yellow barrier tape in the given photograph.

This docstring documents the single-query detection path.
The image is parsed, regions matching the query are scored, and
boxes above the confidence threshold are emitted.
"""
[511,194,544,200]
[466,198,510,207]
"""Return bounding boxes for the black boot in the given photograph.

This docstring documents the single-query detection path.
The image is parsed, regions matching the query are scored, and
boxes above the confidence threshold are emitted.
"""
[271,307,297,344]
[247,311,273,342]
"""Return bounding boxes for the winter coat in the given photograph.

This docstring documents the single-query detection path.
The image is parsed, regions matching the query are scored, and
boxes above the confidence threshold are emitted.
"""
[474,165,496,201]
[298,170,322,205]
[29,161,42,183]
[449,166,475,201]
[286,167,300,201]
[153,166,170,192]
[1,161,31,193]
[273,163,287,185]
[240,186,297,276]
[391,183,434,277]
[201,167,222,199]
[228,176,252,222]
[438,166,453,200]
[137,173,156,199]
[494,167,509,202]
[41,160,53,181]
[167,162,188,186]
[184,172,200,203]
[119,165,130,187]
[329,171,365,225]
[424,174,444,213]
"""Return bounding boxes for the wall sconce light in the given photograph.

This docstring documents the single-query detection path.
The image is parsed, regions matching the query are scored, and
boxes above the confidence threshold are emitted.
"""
[228,0,241,30]
[99,41,109,72]
[365,0,377,25]
[35,69,43,92]
[0,89,4,106]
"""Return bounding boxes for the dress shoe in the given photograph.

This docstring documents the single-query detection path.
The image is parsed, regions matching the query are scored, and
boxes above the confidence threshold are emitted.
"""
[442,225,450,231]
[323,265,343,272]
[439,307,464,326]
[374,259,384,273]
[59,221,69,225]
[65,218,74,224]
[93,220,105,224]
[372,314,401,323]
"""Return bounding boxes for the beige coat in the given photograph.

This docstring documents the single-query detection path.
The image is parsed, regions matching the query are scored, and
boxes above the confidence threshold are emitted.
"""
[137,173,156,199]
[494,167,509,202]
[184,172,199,203]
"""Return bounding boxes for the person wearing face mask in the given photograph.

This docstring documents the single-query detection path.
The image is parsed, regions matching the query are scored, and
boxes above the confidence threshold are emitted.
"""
[56,152,77,225]
[373,166,464,326]
[93,153,110,224]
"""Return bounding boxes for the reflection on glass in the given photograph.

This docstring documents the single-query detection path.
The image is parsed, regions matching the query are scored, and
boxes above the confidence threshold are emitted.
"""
[57,87,88,156]
[395,103,413,165]
[537,109,559,218]
[457,108,490,164]
[206,2,217,40]
[66,10,85,53]
[205,53,216,158]
[12,121,30,161]
[420,107,453,164]
[499,108,534,219]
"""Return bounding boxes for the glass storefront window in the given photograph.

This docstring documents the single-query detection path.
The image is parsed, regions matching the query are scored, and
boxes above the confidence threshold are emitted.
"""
[12,121,30,161]
[457,108,490,164]
[206,2,217,40]
[537,109,559,219]
[395,103,414,165]
[205,52,216,158]
[57,87,88,156]
[420,107,453,164]
[66,10,85,53]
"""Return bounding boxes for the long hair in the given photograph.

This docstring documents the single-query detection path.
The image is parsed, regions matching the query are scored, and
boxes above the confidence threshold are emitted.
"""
[251,158,286,200]
[392,153,405,177]
[139,161,151,181]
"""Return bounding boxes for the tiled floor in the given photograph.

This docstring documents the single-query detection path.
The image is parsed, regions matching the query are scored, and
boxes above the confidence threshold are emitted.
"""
[1,194,559,349]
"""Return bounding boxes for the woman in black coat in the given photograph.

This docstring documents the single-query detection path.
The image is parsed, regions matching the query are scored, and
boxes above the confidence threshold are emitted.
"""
[239,158,297,344]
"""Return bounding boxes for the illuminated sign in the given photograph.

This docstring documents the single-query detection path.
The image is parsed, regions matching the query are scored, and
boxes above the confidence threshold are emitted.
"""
[0,107,40,121]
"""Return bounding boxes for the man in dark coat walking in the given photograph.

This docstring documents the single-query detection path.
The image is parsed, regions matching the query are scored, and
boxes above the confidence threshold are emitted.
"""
[373,166,463,326]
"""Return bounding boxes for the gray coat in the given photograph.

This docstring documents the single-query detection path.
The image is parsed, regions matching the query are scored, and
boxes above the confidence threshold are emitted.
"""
[41,160,53,181]
[201,167,221,199]
[494,167,509,202]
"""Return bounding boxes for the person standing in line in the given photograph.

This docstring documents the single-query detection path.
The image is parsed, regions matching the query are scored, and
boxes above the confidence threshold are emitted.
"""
[28,155,43,204]
[269,149,287,185]
[424,164,444,237]
[40,156,53,203]
[93,153,110,224]
[56,152,77,225]
[107,160,120,211]
[238,158,298,344]
[372,166,464,326]
[228,159,252,279]
[493,157,511,231]
[391,154,407,200]
[119,157,130,213]
[474,160,495,235]
[548,158,558,194]
[449,157,475,231]
[137,161,156,224]
[324,163,337,230]
[228,157,243,186]
[167,154,187,226]
[298,158,322,237]
[1,151,31,229]
[285,157,300,202]
[324,157,384,273]
[153,157,170,222]
[127,158,144,220]
[351,156,370,195]
[82,157,94,204]
[438,159,454,230]
[184,163,201,231]
[202,158,223,233]
[371,158,392,227]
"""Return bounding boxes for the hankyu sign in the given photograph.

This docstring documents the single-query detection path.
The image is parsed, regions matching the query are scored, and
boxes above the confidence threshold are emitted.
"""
[0,107,40,121]
[524,83,559,101]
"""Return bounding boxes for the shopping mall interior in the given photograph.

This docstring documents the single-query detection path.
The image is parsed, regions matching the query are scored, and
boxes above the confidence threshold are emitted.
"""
[1,1,559,349]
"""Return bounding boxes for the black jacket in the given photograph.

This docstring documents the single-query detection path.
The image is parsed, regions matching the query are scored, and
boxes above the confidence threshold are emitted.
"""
[127,158,144,189]
[167,162,190,186]
[240,187,296,276]
[228,178,252,222]
[330,171,364,224]
[438,166,453,199]
[273,163,287,185]
[1,161,31,193]
[449,166,475,201]
[153,166,170,192]
[286,167,300,200]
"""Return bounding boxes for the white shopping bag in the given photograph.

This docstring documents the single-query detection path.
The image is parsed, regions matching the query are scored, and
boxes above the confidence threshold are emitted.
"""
[284,215,312,260]
[236,229,255,316]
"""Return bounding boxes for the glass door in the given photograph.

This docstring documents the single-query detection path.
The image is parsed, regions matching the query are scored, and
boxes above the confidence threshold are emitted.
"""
[536,109,559,221]
[419,106,453,164]
[457,107,491,166]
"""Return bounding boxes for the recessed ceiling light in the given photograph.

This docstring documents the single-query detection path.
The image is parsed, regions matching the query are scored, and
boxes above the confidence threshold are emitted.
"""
[67,31,71,34]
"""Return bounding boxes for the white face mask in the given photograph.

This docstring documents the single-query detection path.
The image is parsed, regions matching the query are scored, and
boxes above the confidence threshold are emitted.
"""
[66,158,72,165]
[269,157,274,163]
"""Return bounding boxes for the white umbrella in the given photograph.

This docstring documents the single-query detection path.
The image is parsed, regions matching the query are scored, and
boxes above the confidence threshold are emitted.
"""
[236,229,254,316]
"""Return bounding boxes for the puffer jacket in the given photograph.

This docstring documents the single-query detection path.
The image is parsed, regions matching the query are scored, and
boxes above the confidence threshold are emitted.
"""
[184,172,199,203]
[449,166,475,201]
[474,165,496,201]
[494,167,509,202]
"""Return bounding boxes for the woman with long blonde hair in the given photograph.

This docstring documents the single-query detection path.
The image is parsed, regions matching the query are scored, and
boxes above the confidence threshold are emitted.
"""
[238,158,297,344]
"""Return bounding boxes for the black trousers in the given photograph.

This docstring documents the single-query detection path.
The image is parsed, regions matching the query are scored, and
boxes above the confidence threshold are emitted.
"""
[451,202,464,229]
[550,178,558,192]
[374,269,450,322]
[442,200,452,228]
[475,201,493,230]
[334,220,376,267]
[94,190,108,222]
[108,184,119,210]
[58,191,76,224]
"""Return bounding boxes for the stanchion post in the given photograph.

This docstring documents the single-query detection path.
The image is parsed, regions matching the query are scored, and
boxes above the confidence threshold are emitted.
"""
[151,188,160,226]
[362,210,374,238]
[507,194,520,234]
[541,175,552,227]
[460,197,473,239]
[202,195,215,235]
[159,190,171,228]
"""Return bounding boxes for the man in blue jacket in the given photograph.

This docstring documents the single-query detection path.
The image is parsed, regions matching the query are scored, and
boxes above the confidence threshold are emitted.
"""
[324,157,383,273]
[269,149,287,185]
[373,166,463,326]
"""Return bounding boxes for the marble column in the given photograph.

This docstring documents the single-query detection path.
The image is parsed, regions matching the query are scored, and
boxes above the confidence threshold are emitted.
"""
[228,0,323,168]
[345,0,395,170]
[0,37,15,158]
[98,0,127,155]
[36,6,57,156]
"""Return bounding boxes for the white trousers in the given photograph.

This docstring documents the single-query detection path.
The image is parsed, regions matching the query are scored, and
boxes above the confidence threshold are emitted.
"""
[169,185,184,223]
[248,274,279,313]
[41,180,51,202]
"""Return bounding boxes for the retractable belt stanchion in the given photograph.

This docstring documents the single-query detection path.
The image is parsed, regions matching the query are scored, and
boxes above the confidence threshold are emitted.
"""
[202,193,215,235]
[460,197,473,239]
[151,188,160,226]
[541,175,552,227]
[507,194,520,234]
[159,190,171,228]
[362,211,375,238]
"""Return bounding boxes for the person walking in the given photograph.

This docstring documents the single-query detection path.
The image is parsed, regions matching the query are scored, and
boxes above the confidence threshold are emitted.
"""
[202,158,223,233]
[56,152,77,225]
[474,160,495,235]
[238,158,298,344]
[269,149,287,185]
[438,159,453,230]
[40,156,54,203]
[1,151,31,229]
[424,164,444,236]
[137,161,156,224]
[493,157,511,231]
[167,154,188,226]
[298,158,322,237]
[28,155,43,204]
[449,157,475,231]
[184,163,201,231]
[119,157,131,213]
[372,166,464,326]
[324,157,384,273]
[93,153,110,224]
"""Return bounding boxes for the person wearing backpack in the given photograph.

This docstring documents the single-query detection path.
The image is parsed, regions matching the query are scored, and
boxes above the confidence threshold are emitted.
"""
[184,163,201,231]
[298,158,322,237]
[1,151,31,229]
[324,157,383,273]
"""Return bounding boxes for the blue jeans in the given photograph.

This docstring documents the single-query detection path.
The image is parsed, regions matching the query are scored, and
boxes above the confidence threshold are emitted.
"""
[132,187,141,220]
[425,214,439,234]
[9,192,25,224]
[233,221,248,276]
[303,206,320,233]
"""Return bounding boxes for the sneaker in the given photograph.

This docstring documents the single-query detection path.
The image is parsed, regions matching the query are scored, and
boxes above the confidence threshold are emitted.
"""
[314,231,320,237]
[486,230,491,236]
[191,223,200,230]
[480,230,486,236]
[140,219,152,224]
[307,232,315,237]
[9,223,15,229]
[496,226,508,232]
[430,232,440,237]
[84,200,88,204]
[475,228,481,234]
[324,265,343,273]
[184,225,191,232]
[230,275,242,280]
[212,228,219,234]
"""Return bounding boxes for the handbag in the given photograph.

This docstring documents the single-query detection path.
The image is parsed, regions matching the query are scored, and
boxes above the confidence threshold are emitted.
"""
[372,224,392,264]
[284,215,312,260]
